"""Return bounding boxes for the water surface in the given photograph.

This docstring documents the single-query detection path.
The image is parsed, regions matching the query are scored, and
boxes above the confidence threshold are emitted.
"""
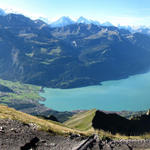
[40,72,150,111]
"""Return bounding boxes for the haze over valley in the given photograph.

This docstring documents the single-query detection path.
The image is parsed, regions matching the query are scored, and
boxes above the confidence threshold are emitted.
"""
[0,8,150,89]
[1,1,150,149]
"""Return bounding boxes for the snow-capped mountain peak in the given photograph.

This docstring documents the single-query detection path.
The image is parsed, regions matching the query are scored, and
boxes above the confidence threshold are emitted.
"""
[77,17,101,26]
[77,16,91,24]
[50,16,75,27]
[0,8,6,16]
[101,21,113,27]
[49,16,113,28]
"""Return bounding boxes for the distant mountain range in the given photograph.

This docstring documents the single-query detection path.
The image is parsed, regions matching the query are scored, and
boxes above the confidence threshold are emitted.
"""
[49,16,113,27]
[48,16,150,35]
[50,16,75,27]
[0,12,150,88]
[1,8,150,35]
[0,8,150,88]
[118,25,150,35]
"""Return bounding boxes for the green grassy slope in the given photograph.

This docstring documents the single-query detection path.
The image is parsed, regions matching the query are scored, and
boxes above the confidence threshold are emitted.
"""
[64,109,96,131]
[64,109,150,140]
[1,104,150,140]
[0,79,43,104]
[0,105,83,135]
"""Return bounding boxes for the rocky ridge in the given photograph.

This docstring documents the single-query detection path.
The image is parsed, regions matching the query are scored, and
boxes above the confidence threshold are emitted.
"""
[0,119,150,150]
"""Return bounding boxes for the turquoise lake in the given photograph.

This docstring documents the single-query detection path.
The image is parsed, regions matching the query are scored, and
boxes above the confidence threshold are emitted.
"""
[39,72,150,111]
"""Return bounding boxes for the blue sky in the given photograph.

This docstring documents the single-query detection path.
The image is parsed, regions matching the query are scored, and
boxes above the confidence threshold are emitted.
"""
[0,0,150,26]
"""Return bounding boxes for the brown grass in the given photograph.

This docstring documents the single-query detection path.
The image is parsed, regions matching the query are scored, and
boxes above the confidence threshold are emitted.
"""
[0,105,86,135]
[0,105,150,139]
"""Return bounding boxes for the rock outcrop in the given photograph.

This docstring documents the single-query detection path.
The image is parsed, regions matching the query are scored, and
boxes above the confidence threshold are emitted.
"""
[0,119,84,150]
[0,119,150,150]
[92,110,150,136]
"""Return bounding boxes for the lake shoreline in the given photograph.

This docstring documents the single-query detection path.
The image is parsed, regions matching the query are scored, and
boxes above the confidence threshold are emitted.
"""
[39,71,150,112]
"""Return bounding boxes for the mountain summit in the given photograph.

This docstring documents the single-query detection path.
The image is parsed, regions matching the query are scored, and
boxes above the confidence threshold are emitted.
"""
[77,16,91,24]
[77,17,100,26]
[101,21,113,26]
[50,16,101,27]
[0,8,6,16]
[50,16,75,27]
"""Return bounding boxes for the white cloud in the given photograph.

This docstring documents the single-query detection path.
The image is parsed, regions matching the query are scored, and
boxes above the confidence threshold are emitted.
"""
[96,16,150,27]
[0,5,40,20]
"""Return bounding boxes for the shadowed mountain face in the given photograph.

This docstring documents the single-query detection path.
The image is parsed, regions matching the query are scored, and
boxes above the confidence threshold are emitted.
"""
[92,111,150,136]
[0,14,150,88]
[0,84,14,93]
